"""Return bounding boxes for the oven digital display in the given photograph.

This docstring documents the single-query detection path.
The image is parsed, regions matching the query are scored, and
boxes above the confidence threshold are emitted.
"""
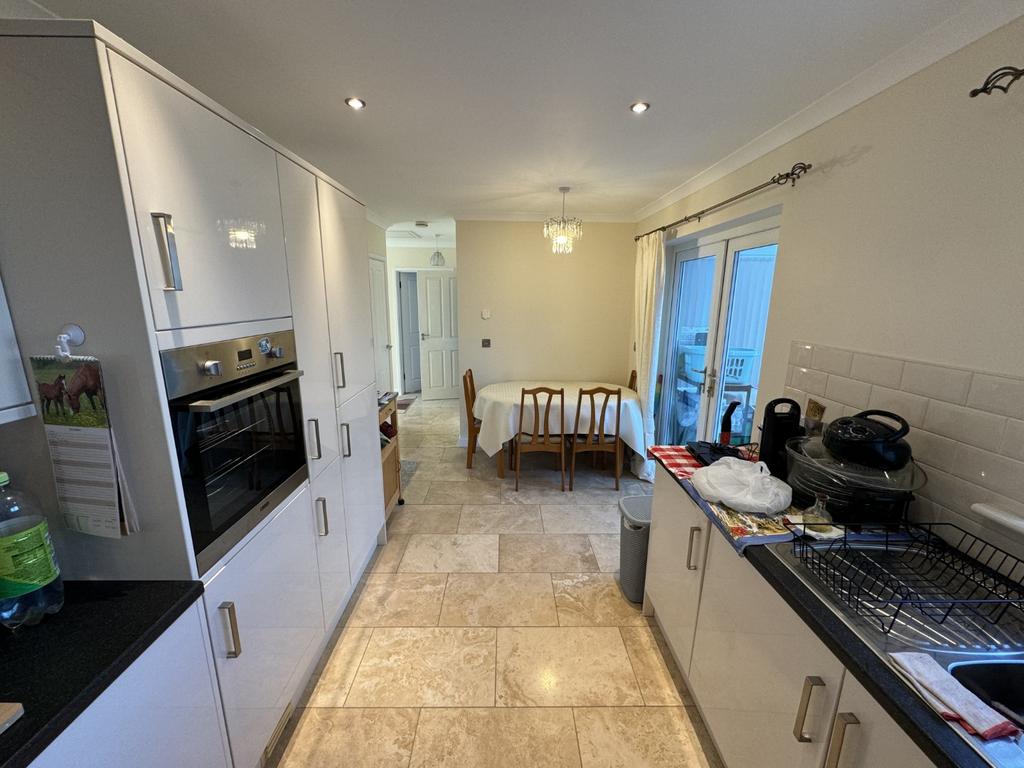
[237,349,253,361]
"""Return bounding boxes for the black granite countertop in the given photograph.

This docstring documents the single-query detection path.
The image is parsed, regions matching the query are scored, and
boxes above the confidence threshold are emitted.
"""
[0,580,203,768]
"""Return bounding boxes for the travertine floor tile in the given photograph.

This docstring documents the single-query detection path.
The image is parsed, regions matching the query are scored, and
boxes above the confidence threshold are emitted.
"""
[542,504,620,533]
[552,572,645,626]
[307,625,374,707]
[459,504,543,533]
[499,534,599,572]
[588,534,620,572]
[369,534,411,574]
[495,626,642,706]
[387,504,461,534]
[348,573,448,626]
[398,534,499,573]
[425,479,502,504]
[574,707,703,768]
[277,708,417,768]
[410,708,580,768]
[620,625,686,705]
[439,573,557,626]
[408,461,469,482]
[401,477,430,504]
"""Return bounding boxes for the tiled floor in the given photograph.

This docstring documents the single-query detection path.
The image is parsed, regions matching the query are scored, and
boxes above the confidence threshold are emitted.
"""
[272,397,722,768]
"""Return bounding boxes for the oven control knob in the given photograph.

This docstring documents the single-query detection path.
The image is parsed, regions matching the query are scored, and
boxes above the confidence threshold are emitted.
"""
[201,360,223,376]
[268,346,285,359]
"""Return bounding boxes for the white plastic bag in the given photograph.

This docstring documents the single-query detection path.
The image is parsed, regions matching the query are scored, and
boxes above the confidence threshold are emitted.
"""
[689,457,792,516]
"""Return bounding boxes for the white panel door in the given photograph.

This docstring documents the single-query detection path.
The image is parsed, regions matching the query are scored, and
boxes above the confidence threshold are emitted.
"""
[338,385,386,580]
[31,603,231,768]
[398,271,421,392]
[645,463,710,677]
[310,457,353,630]
[203,486,325,768]
[278,156,340,478]
[318,180,373,403]
[368,257,393,393]
[417,269,459,400]
[108,53,290,331]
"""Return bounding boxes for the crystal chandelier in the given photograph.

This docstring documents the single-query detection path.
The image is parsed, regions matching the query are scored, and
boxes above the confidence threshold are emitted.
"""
[429,234,445,266]
[543,186,583,254]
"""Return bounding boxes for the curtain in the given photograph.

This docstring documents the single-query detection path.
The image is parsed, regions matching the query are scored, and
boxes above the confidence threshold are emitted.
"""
[630,231,666,482]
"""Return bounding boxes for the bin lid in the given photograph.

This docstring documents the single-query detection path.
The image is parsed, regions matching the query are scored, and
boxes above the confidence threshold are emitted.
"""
[619,495,652,526]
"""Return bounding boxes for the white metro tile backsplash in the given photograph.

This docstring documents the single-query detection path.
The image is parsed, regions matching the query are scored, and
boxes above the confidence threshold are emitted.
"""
[784,340,1024,543]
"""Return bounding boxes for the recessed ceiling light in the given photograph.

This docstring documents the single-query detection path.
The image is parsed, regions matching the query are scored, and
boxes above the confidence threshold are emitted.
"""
[630,101,650,114]
[345,97,366,110]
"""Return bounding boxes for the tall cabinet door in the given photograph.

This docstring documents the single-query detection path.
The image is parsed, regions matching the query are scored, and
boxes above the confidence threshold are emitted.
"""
[338,386,386,580]
[108,53,290,331]
[318,179,373,402]
[278,157,340,477]
[310,458,352,629]
[203,486,325,768]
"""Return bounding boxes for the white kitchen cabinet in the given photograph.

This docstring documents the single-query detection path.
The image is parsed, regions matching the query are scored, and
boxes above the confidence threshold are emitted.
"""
[310,457,353,628]
[0,272,33,425]
[108,53,290,332]
[278,156,341,477]
[318,179,374,402]
[30,603,231,768]
[826,673,933,768]
[203,485,325,768]
[338,385,386,580]
[645,463,710,676]
[689,530,845,768]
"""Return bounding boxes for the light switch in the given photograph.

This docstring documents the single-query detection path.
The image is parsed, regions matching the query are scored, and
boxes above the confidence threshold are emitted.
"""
[482,339,491,348]
[481,309,491,320]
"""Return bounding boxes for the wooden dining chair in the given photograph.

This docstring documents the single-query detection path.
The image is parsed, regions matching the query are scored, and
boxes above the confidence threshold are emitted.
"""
[463,368,504,478]
[515,387,565,491]
[569,386,623,491]
[627,369,637,390]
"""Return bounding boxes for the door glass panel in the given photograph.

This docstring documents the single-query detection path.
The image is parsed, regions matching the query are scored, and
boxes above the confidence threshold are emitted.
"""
[710,243,778,444]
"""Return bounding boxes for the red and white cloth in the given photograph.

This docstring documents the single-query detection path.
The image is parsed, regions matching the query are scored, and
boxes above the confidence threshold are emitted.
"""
[647,445,705,480]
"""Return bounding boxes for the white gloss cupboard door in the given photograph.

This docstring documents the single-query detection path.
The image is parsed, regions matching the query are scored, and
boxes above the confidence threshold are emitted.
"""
[338,385,385,580]
[278,156,340,477]
[825,673,933,768]
[310,457,353,629]
[689,531,844,768]
[644,463,710,677]
[108,53,290,331]
[30,603,231,768]
[0,273,33,424]
[318,179,373,402]
[203,486,325,768]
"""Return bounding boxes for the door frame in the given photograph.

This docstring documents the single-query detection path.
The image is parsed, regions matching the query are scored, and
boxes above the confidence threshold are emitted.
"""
[368,254,393,393]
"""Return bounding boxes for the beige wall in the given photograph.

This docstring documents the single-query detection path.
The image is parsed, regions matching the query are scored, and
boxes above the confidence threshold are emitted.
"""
[367,221,386,256]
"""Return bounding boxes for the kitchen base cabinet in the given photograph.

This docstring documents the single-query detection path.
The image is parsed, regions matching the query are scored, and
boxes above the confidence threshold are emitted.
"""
[689,529,845,768]
[645,464,710,676]
[339,385,387,581]
[311,457,354,629]
[203,485,325,768]
[30,603,231,768]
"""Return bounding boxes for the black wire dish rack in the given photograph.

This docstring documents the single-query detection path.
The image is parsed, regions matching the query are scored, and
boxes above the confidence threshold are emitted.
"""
[786,521,1024,648]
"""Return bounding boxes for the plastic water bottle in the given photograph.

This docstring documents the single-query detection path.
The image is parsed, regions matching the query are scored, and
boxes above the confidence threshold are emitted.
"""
[0,471,64,629]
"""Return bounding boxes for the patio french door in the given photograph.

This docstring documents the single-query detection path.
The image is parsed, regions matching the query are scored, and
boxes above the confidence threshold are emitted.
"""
[658,226,779,446]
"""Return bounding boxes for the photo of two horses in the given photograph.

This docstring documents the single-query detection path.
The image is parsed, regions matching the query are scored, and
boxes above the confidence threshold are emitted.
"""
[31,358,108,428]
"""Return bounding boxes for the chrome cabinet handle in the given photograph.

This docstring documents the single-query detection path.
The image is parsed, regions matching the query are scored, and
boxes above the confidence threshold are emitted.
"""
[151,212,183,291]
[793,676,825,742]
[219,601,242,658]
[341,422,352,457]
[824,712,859,768]
[307,418,322,460]
[686,526,702,570]
[316,496,329,536]
[334,352,347,389]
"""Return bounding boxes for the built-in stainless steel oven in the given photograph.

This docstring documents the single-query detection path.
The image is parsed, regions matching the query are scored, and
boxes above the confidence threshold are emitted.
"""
[161,330,307,575]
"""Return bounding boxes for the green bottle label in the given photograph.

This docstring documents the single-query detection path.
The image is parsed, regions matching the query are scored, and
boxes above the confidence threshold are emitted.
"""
[0,520,60,599]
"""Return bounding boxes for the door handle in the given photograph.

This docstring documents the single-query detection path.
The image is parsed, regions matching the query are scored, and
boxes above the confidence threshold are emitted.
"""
[334,352,347,389]
[316,496,329,536]
[151,212,183,291]
[793,676,825,742]
[707,369,717,398]
[307,418,322,460]
[686,526,702,570]
[219,601,242,658]
[824,712,859,768]
[341,422,352,457]
[420,332,429,341]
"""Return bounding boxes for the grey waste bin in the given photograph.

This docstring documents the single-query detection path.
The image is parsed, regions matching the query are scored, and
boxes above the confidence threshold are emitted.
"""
[618,495,652,603]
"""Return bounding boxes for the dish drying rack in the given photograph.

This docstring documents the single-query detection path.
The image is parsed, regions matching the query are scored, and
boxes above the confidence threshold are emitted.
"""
[787,522,1024,642]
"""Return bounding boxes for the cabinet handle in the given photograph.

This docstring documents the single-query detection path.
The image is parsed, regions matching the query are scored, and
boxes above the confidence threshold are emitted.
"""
[316,496,329,536]
[824,712,859,768]
[307,418,322,460]
[686,526,702,570]
[793,676,825,742]
[151,212,183,291]
[341,422,352,457]
[219,601,242,658]
[334,352,347,389]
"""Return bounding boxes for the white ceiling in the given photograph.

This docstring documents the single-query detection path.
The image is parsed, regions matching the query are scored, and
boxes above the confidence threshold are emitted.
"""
[386,219,455,249]
[37,0,991,223]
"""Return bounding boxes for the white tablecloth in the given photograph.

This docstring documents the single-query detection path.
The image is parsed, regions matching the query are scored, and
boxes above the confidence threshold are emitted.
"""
[473,380,645,457]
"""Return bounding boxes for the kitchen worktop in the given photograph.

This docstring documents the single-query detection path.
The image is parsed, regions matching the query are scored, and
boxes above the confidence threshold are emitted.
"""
[0,580,203,768]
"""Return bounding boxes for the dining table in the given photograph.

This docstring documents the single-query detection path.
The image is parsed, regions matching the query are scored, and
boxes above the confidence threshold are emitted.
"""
[472,380,646,457]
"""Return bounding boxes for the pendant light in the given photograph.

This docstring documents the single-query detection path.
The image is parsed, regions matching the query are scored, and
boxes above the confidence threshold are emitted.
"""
[429,234,445,266]
[543,186,583,254]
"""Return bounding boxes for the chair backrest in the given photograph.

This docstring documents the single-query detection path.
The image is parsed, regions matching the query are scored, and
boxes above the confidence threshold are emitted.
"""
[627,369,637,391]
[463,369,476,417]
[518,387,564,446]
[574,386,622,446]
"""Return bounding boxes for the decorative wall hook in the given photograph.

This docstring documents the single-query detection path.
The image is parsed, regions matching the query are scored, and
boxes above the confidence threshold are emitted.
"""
[970,66,1024,97]
[55,323,85,361]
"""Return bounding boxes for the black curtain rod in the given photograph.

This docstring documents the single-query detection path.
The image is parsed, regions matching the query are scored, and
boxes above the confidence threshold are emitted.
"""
[634,162,813,242]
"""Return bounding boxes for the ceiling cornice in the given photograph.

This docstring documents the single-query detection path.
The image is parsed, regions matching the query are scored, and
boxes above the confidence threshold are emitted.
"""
[633,0,1024,223]
[452,211,634,224]
[365,209,391,229]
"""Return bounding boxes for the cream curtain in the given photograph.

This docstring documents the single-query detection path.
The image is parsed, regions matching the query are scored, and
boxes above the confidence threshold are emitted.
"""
[630,231,666,482]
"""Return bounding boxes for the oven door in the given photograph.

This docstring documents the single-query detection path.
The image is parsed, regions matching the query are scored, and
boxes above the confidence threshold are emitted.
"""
[168,368,307,574]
